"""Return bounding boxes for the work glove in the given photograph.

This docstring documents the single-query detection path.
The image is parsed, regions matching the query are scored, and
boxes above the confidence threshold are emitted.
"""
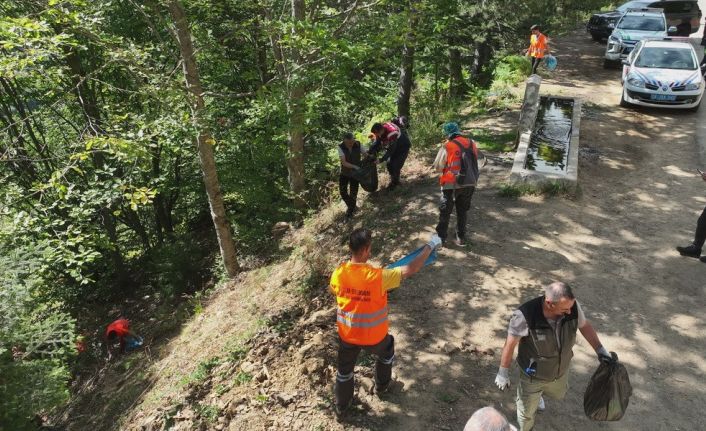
[427,234,442,250]
[495,366,510,391]
[596,346,612,363]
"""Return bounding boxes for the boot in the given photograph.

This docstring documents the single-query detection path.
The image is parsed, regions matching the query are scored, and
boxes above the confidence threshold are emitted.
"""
[676,243,701,258]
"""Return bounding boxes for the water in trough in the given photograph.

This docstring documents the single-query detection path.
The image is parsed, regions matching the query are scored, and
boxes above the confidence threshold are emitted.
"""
[524,97,574,174]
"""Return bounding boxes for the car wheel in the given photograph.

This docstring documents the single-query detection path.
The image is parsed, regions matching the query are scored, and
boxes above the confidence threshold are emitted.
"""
[620,90,631,108]
[591,33,603,42]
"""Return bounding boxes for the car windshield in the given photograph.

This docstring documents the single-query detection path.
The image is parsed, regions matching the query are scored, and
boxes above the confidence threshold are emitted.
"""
[635,47,697,69]
[617,1,650,12]
[618,16,665,31]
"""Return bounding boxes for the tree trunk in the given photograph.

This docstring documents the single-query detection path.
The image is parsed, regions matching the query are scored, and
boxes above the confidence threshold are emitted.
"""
[448,47,465,99]
[286,0,307,208]
[397,7,417,118]
[168,0,240,277]
[471,41,492,86]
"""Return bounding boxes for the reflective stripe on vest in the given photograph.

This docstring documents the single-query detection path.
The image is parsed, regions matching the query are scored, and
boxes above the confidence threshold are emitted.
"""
[529,33,547,58]
[337,307,389,328]
[330,262,389,346]
[440,136,478,186]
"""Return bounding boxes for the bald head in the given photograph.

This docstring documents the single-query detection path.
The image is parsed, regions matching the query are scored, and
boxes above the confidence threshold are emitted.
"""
[464,407,516,431]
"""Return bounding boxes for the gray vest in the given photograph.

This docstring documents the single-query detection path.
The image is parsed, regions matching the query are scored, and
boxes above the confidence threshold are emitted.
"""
[516,296,579,381]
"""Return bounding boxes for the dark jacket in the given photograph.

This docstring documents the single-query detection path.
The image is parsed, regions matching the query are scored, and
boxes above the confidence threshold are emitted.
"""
[516,296,579,381]
[339,141,362,177]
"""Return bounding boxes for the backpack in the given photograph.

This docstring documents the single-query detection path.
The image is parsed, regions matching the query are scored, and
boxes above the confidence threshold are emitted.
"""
[450,138,480,186]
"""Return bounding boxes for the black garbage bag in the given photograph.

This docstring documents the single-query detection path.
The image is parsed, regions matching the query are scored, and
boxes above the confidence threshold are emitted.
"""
[350,159,378,192]
[584,352,632,421]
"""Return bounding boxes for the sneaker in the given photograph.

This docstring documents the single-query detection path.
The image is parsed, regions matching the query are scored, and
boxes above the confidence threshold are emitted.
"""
[676,244,701,258]
[538,396,546,411]
[455,235,467,246]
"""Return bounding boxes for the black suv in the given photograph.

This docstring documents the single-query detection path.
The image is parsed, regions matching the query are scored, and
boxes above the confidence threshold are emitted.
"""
[587,0,702,41]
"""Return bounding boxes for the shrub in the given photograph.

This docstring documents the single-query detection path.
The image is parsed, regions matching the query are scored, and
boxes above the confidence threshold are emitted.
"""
[0,248,76,429]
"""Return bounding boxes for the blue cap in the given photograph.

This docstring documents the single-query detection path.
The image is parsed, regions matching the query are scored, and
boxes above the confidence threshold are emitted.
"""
[442,122,460,137]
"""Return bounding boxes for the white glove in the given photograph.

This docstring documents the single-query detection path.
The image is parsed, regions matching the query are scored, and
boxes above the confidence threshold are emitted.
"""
[427,234,442,250]
[495,367,510,390]
[596,346,612,363]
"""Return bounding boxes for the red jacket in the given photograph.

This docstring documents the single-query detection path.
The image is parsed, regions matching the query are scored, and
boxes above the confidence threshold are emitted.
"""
[105,318,130,340]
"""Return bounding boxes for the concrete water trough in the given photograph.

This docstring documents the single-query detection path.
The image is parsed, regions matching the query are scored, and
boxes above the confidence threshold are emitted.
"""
[510,77,581,186]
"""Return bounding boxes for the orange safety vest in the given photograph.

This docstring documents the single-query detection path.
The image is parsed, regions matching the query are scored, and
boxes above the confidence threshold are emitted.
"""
[439,136,479,186]
[529,33,547,58]
[330,262,389,346]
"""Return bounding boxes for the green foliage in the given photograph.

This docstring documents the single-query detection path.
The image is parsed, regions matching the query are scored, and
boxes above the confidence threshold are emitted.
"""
[498,181,575,198]
[471,130,517,152]
[233,371,253,386]
[493,56,532,86]
[194,403,220,423]
[0,248,76,429]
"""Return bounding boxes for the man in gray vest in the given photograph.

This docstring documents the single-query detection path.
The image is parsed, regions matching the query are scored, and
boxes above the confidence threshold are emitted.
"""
[493,282,612,431]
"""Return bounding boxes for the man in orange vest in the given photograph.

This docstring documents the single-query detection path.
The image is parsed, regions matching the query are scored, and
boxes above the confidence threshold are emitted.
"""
[330,228,441,414]
[526,24,550,75]
[433,122,484,246]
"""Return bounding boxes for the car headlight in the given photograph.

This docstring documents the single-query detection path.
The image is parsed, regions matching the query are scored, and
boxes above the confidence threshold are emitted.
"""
[607,22,615,28]
[685,82,700,91]
[609,35,619,43]
[627,76,645,88]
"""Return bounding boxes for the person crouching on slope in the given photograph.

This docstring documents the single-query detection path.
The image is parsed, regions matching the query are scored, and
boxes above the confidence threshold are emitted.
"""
[369,121,411,190]
[330,228,441,414]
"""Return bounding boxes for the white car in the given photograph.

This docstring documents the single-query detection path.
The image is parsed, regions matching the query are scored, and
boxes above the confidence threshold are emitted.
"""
[604,8,672,68]
[620,38,704,111]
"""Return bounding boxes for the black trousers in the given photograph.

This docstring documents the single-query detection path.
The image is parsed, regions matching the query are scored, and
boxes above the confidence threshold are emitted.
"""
[531,57,542,75]
[693,205,706,249]
[335,334,395,408]
[386,136,411,185]
[339,175,359,214]
[435,186,475,240]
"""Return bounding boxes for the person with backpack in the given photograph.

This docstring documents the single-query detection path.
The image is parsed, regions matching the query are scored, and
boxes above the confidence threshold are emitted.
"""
[369,118,411,190]
[338,132,368,219]
[433,122,485,246]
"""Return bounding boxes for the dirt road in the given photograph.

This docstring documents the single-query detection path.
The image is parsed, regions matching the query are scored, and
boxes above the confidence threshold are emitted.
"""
[344,30,706,431]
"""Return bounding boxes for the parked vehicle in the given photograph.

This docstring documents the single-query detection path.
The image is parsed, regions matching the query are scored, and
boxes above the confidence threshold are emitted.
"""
[587,0,702,41]
[588,1,651,41]
[604,8,670,68]
[620,38,703,111]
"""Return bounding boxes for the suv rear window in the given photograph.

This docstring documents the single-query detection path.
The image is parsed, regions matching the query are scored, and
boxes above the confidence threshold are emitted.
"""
[618,15,666,31]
